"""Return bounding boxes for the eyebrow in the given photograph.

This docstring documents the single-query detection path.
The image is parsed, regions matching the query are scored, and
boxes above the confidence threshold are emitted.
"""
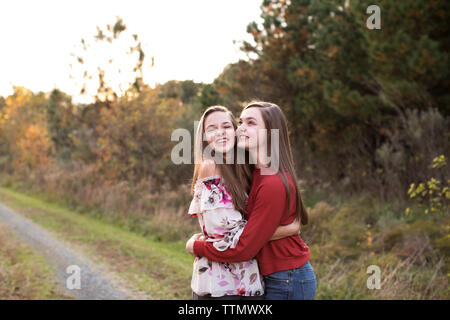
[239,117,257,121]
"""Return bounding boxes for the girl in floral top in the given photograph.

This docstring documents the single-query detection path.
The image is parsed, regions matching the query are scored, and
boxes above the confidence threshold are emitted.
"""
[188,106,299,300]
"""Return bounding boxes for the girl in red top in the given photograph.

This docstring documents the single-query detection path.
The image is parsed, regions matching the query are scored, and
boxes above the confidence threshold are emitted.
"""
[186,101,316,300]
[187,105,301,300]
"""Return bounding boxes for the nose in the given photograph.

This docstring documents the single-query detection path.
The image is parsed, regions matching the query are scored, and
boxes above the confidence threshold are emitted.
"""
[217,127,226,136]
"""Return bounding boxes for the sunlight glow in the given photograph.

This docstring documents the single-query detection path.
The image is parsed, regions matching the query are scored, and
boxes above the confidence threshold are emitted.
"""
[0,0,262,103]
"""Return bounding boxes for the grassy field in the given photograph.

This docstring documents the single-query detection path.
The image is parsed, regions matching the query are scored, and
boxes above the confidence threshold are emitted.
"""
[301,188,449,299]
[0,186,194,299]
[0,222,73,299]
[0,183,448,300]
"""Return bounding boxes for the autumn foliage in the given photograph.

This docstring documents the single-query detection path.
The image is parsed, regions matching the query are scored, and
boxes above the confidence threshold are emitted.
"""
[0,0,448,299]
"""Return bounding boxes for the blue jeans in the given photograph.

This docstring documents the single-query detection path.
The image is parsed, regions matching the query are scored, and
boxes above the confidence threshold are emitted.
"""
[263,261,316,300]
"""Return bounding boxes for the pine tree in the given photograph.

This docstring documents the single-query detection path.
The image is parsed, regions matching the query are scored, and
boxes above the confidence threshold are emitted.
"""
[214,0,450,187]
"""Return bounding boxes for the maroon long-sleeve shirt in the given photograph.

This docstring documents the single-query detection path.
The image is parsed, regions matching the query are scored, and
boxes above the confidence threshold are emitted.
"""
[193,167,310,276]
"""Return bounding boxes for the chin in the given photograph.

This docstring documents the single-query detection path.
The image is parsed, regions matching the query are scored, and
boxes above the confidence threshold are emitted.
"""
[219,142,234,153]
[237,141,249,150]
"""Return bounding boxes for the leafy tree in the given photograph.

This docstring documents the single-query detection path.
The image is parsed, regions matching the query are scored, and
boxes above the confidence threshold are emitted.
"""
[45,89,78,160]
[406,155,450,216]
[213,0,450,191]
[199,84,222,109]
[0,87,54,171]
[70,16,152,106]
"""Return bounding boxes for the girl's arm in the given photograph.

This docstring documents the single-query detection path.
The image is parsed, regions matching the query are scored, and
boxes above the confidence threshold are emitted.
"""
[270,218,301,241]
[187,219,299,245]
[187,175,289,262]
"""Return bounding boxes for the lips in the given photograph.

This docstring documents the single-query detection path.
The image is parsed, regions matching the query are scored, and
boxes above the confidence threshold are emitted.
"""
[216,138,229,144]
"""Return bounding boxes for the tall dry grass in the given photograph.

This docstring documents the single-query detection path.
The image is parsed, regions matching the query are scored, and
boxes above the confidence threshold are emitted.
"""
[302,195,449,300]
[2,161,198,242]
[0,223,71,299]
[1,160,448,299]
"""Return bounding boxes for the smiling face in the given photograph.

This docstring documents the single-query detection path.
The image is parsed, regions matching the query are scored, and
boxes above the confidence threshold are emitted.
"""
[203,111,236,154]
[237,107,266,151]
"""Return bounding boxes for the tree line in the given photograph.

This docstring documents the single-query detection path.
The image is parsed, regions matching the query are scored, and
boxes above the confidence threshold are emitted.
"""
[1,0,449,203]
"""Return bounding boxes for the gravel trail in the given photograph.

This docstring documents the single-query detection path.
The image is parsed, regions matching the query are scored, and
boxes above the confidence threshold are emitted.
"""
[0,202,134,300]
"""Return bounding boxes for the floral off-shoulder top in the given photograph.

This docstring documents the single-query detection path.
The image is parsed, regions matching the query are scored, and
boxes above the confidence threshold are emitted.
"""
[188,175,264,297]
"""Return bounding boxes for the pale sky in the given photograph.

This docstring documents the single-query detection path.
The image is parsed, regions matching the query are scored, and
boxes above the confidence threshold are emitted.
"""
[0,0,262,102]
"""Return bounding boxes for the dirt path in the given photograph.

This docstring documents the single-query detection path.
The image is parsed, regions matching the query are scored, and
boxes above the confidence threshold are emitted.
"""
[0,202,138,300]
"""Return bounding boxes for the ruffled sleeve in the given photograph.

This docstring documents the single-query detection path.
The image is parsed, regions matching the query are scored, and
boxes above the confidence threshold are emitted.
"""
[188,176,234,217]
[188,176,248,252]
[187,179,203,217]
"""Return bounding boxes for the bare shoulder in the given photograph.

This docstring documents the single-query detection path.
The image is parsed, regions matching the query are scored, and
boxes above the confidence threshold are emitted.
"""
[198,159,217,179]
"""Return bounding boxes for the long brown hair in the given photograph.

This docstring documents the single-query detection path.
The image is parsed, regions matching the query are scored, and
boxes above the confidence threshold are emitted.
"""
[243,101,309,225]
[192,106,253,216]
